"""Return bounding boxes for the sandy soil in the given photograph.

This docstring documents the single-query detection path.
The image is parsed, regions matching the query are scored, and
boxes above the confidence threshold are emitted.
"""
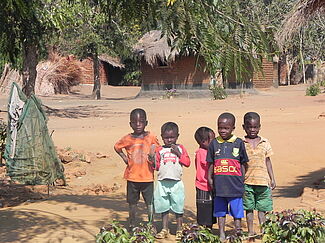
[0,84,324,243]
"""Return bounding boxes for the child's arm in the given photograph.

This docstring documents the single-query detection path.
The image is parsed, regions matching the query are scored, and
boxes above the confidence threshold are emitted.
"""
[114,147,128,165]
[266,157,276,189]
[148,144,156,168]
[241,163,247,176]
[174,144,190,167]
[208,163,214,190]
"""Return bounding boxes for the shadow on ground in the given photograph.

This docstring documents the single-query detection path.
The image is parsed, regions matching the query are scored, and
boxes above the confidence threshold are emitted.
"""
[273,167,325,198]
[0,193,198,242]
[43,105,128,119]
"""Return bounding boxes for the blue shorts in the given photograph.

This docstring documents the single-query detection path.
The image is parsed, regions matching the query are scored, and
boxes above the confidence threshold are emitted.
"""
[213,196,244,218]
[154,180,184,214]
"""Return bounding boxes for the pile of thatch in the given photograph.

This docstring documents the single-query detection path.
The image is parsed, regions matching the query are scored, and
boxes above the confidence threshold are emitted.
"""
[133,30,179,67]
[35,52,81,95]
[277,0,325,46]
[0,53,81,96]
[0,64,22,94]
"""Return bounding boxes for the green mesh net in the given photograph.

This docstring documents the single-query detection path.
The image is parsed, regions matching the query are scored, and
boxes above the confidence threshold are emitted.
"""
[4,83,65,185]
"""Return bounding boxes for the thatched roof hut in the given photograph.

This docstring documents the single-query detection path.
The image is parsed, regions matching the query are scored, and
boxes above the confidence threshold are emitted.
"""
[98,54,125,69]
[133,30,179,67]
[277,0,325,46]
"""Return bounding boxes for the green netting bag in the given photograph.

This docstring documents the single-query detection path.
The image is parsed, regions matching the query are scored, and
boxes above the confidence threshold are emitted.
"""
[4,82,65,185]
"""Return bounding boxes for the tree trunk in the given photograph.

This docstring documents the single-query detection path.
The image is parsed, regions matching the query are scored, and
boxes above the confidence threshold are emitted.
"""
[299,29,306,84]
[22,42,38,97]
[278,54,288,85]
[91,52,101,100]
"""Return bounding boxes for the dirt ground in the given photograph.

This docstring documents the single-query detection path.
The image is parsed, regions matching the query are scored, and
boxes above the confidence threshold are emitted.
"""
[0,84,324,243]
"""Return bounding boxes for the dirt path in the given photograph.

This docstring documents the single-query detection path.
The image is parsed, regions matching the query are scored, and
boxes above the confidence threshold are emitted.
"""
[0,84,324,242]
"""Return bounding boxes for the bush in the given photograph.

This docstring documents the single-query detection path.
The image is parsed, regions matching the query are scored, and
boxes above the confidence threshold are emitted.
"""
[209,85,227,100]
[306,84,321,96]
[96,222,155,243]
[123,71,141,86]
[164,88,177,99]
[179,224,220,242]
[262,209,325,243]
[318,80,325,87]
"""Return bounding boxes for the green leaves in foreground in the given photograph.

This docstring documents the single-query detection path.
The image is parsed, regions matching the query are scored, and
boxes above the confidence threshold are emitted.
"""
[262,209,325,243]
[96,221,155,243]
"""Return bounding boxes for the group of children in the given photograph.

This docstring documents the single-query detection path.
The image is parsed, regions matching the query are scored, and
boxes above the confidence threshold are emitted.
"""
[114,108,276,242]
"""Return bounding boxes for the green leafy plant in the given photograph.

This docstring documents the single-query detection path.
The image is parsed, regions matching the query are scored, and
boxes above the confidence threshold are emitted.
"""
[164,88,177,99]
[129,224,155,243]
[209,85,227,100]
[262,209,325,243]
[123,71,141,86]
[96,221,130,243]
[179,224,220,243]
[306,84,321,96]
[318,80,325,87]
[96,222,155,243]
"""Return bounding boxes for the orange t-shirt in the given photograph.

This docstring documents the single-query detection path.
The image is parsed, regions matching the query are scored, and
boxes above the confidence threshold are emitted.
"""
[114,132,159,182]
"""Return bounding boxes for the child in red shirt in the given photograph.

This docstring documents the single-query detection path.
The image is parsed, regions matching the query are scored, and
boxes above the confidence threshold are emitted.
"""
[194,127,216,228]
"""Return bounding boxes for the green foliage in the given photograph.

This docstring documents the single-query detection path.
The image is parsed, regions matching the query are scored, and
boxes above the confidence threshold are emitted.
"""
[164,88,177,99]
[209,85,227,100]
[262,209,325,243]
[179,224,220,243]
[306,84,321,96]
[318,80,325,87]
[96,222,155,243]
[157,0,273,82]
[122,71,141,86]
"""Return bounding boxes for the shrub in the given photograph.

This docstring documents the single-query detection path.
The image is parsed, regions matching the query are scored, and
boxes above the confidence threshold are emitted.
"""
[306,84,321,96]
[262,209,325,243]
[164,88,177,99]
[179,224,221,243]
[96,222,155,243]
[318,80,325,87]
[209,85,227,100]
[123,71,141,86]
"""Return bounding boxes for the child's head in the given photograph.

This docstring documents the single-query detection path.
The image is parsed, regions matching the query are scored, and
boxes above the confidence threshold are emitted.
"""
[217,112,235,140]
[161,122,179,147]
[243,112,261,139]
[129,108,148,136]
[194,127,215,150]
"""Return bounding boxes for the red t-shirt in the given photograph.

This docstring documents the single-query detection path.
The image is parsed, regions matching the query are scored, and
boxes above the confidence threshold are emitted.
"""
[195,148,211,191]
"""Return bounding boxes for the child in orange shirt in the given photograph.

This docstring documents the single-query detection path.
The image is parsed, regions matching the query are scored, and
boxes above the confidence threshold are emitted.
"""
[114,108,159,228]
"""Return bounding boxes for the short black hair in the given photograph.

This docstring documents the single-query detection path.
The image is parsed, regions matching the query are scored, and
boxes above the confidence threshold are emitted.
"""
[218,112,236,126]
[194,127,214,144]
[244,112,260,124]
[161,122,179,135]
[130,108,147,120]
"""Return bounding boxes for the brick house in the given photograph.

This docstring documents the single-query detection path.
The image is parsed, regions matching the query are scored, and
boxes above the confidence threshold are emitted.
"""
[135,30,277,90]
[226,58,278,89]
[134,30,210,91]
[77,54,124,85]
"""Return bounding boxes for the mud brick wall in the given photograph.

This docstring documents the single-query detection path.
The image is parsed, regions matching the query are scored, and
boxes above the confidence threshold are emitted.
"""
[252,58,276,88]
[78,58,108,85]
[140,56,210,90]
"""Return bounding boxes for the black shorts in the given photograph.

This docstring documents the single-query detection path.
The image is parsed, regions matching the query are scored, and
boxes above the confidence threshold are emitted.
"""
[127,181,154,205]
[196,188,216,226]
